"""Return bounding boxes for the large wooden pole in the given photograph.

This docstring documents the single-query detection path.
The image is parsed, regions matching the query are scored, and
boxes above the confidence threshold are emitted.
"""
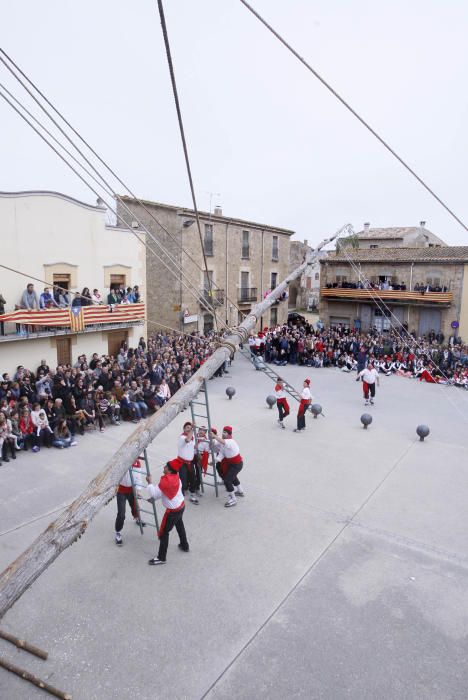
[0,229,343,620]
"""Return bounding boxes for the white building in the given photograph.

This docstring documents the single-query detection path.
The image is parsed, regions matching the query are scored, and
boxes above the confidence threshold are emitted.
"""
[0,191,146,374]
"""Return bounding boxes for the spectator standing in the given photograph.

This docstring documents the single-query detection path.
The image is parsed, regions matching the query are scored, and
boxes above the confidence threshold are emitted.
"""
[0,292,6,335]
[91,289,102,304]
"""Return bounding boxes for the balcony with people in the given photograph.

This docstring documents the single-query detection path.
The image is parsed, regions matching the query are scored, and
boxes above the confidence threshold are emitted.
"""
[0,282,145,342]
[321,275,452,305]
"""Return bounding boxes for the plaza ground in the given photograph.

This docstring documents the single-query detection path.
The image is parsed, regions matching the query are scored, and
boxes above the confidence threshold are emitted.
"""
[1,356,468,699]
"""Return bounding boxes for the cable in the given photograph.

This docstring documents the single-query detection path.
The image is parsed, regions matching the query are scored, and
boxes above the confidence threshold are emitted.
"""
[156,0,217,324]
[0,49,244,322]
[0,85,231,332]
[0,68,221,328]
[238,0,468,233]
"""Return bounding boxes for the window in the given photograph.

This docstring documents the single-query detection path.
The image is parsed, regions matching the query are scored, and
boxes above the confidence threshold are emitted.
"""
[270,272,278,289]
[315,273,319,280]
[270,307,278,326]
[203,270,214,290]
[370,244,379,249]
[335,275,347,284]
[203,314,214,333]
[272,236,279,261]
[110,274,126,291]
[53,273,71,291]
[306,277,312,290]
[242,230,250,259]
[204,224,213,256]
[241,271,249,289]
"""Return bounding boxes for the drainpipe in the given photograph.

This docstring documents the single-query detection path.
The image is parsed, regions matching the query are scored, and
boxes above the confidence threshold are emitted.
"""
[225,221,229,325]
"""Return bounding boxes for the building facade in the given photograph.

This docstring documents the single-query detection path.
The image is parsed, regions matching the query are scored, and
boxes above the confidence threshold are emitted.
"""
[289,240,326,311]
[339,221,447,250]
[319,247,468,339]
[117,197,294,333]
[0,191,146,374]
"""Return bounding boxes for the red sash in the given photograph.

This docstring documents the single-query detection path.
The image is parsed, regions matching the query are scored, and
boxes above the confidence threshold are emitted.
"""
[220,453,242,476]
[158,502,185,538]
[298,399,310,417]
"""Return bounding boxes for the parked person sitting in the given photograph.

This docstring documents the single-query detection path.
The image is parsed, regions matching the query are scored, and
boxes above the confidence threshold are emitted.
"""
[19,407,39,452]
[0,412,16,463]
[53,419,76,448]
[80,392,97,429]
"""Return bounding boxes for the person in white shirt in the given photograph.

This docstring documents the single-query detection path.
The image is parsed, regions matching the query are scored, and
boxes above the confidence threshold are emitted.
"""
[275,380,290,429]
[210,426,244,507]
[146,458,189,565]
[177,421,199,504]
[114,459,144,546]
[294,379,312,432]
[357,363,380,405]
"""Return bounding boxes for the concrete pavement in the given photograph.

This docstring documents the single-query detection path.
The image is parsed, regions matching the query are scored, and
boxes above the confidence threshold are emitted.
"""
[0,357,467,699]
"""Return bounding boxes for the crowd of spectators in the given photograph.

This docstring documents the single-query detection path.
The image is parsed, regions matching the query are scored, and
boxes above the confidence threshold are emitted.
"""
[0,330,228,465]
[249,320,468,387]
[325,280,448,293]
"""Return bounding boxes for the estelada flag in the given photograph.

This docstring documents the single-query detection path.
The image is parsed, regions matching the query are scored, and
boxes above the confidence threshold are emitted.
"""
[69,306,85,332]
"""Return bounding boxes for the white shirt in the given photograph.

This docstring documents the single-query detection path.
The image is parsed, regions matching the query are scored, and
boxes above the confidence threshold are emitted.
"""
[359,368,379,384]
[218,437,240,460]
[301,387,312,401]
[147,481,184,510]
[275,386,286,399]
[178,434,195,461]
[196,436,210,454]
[119,466,142,489]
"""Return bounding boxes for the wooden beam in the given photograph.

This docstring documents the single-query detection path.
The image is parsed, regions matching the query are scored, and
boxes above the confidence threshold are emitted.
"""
[0,228,342,620]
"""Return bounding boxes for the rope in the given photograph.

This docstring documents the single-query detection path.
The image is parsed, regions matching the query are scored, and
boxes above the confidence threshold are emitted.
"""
[156,0,217,325]
[0,49,244,322]
[238,0,468,233]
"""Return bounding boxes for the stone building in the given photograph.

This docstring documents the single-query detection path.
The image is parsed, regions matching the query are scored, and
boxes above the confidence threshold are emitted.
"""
[0,191,146,374]
[319,247,468,339]
[339,221,447,250]
[289,241,326,311]
[117,197,294,333]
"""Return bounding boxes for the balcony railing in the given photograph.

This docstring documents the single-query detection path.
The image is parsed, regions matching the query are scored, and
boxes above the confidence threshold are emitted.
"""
[200,289,225,306]
[0,303,146,342]
[238,287,258,303]
[320,288,453,305]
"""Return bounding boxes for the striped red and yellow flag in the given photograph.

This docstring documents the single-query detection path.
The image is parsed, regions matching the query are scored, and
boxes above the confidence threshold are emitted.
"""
[69,306,85,332]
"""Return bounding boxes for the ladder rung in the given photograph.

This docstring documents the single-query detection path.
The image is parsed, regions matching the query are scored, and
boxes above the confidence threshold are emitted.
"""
[191,400,206,406]
[192,413,208,419]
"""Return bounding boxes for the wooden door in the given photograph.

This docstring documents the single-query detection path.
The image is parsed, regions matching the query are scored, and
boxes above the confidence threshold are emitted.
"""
[56,337,72,366]
[107,330,128,358]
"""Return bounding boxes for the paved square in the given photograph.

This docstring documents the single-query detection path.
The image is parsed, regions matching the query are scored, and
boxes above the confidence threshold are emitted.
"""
[1,357,467,699]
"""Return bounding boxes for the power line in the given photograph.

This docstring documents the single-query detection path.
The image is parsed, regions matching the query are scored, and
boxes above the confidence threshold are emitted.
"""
[238,0,468,233]
[0,85,230,332]
[156,0,217,324]
[0,49,245,323]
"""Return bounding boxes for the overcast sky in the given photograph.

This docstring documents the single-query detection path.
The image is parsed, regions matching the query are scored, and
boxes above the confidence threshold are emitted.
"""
[1,0,467,246]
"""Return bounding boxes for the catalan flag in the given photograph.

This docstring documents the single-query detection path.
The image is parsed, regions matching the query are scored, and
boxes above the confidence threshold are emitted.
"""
[69,306,85,332]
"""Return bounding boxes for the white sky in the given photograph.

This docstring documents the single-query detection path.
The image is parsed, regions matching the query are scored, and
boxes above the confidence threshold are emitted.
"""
[1,0,467,245]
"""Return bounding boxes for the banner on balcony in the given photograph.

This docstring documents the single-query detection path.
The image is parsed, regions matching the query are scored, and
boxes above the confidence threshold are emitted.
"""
[0,303,145,329]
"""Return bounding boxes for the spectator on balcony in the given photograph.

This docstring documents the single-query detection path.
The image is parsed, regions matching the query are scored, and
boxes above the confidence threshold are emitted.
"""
[92,288,102,304]
[107,288,119,305]
[81,288,92,306]
[52,285,70,307]
[72,292,82,308]
[132,285,141,303]
[39,287,58,309]
[0,291,6,336]
[20,283,39,310]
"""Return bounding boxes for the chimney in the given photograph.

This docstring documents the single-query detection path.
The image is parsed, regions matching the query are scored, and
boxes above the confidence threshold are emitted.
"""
[419,220,426,229]
[214,206,222,216]
[363,222,370,234]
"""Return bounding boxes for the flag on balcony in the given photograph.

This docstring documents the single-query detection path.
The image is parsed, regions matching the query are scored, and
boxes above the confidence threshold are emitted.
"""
[69,306,85,332]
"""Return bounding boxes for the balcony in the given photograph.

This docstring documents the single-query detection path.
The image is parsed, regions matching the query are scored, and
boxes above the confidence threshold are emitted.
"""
[320,287,453,306]
[238,287,258,303]
[199,289,225,307]
[0,303,146,342]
